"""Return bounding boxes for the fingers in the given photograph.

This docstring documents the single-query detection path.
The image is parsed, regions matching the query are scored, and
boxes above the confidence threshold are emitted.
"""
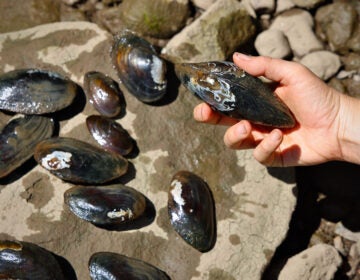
[232,52,305,85]
[193,103,238,126]
[223,120,254,149]
[253,129,283,166]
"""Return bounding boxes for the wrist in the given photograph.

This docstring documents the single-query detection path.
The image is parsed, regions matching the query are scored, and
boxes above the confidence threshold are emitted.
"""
[337,92,360,164]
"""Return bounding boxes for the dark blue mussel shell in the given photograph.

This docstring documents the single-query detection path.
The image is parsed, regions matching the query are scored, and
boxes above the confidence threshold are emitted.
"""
[0,240,65,280]
[89,252,170,280]
[168,171,216,252]
[0,69,77,114]
[175,61,295,128]
[111,30,167,103]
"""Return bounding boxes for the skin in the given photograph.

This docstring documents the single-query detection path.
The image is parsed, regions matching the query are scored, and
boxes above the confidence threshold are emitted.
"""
[193,53,360,167]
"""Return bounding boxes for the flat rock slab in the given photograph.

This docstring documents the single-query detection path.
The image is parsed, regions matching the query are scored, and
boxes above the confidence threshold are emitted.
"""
[0,22,296,279]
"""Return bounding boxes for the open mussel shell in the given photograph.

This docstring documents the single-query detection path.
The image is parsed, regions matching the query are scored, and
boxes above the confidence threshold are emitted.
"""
[168,171,216,252]
[111,30,167,103]
[175,61,296,128]
[0,115,54,178]
[0,240,65,280]
[84,71,125,118]
[64,184,148,227]
[89,252,170,280]
[34,137,128,184]
[86,115,134,156]
[0,69,78,114]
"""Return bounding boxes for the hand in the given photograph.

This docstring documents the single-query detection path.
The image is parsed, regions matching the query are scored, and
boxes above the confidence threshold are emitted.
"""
[193,53,354,167]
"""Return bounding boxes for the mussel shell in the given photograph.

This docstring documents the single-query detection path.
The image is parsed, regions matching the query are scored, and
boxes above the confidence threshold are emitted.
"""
[0,240,65,280]
[0,115,54,178]
[175,61,296,128]
[64,184,146,226]
[111,30,167,103]
[168,171,216,252]
[89,252,170,280]
[86,115,134,156]
[0,69,78,114]
[34,137,128,184]
[84,71,125,118]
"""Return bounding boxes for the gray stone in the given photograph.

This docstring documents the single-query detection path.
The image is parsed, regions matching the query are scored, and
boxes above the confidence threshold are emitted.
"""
[192,0,217,10]
[275,0,295,14]
[271,9,323,58]
[161,0,256,62]
[315,3,358,54]
[255,29,291,58]
[0,21,296,280]
[292,0,325,9]
[0,0,61,33]
[278,244,342,280]
[300,51,341,80]
[336,222,360,243]
[249,0,275,13]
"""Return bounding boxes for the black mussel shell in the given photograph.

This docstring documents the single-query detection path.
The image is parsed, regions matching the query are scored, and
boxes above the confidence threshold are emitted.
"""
[84,71,125,118]
[111,30,167,103]
[64,184,147,227]
[0,115,54,178]
[0,69,78,114]
[86,115,134,156]
[89,252,170,280]
[0,240,65,280]
[168,171,216,252]
[34,137,128,184]
[175,61,296,128]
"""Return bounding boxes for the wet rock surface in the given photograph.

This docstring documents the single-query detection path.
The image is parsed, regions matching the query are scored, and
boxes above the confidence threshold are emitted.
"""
[0,0,359,279]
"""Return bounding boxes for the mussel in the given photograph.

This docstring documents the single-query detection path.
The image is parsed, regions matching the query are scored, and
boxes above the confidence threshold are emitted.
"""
[64,184,147,227]
[89,252,170,280]
[34,137,128,184]
[0,240,65,280]
[168,171,216,252]
[0,115,54,178]
[175,61,296,128]
[86,115,134,156]
[111,30,167,103]
[0,69,78,114]
[83,71,125,118]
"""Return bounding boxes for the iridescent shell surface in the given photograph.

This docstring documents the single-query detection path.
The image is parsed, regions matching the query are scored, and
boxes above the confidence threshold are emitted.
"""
[86,115,134,156]
[111,30,167,103]
[64,184,146,227]
[0,69,78,114]
[83,71,125,118]
[175,61,296,128]
[34,137,128,184]
[89,252,170,280]
[0,240,65,280]
[168,170,216,252]
[0,115,54,178]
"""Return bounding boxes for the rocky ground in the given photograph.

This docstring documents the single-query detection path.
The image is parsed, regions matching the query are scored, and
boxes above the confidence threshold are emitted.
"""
[0,0,359,279]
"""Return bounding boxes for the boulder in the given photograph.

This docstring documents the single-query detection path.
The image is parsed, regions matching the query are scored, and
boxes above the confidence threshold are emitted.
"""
[300,51,341,80]
[278,244,342,280]
[161,0,256,62]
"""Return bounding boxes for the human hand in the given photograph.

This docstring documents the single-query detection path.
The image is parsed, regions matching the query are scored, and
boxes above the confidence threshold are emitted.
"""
[193,53,352,167]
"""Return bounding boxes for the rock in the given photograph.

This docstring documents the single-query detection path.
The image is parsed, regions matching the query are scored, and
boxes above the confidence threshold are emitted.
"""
[270,9,323,58]
[0,0,61,33]
[254,29,291,58]
[315,2,358,54]
[335,222,360,243]
[161,0,256,62]
[278,244,343,280]
[61,0,81,5]
[299,51,341,80]
[292,0,325,9]
[249,0,275,14]
[275,0,295,14]
[0,21,296,280]
[192,0,217,10]
[119,0,190,39]
[341,52,360,72]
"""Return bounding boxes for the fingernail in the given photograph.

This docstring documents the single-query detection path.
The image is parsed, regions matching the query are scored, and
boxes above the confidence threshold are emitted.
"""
[237,123,247,135]
[234,52,251,61]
